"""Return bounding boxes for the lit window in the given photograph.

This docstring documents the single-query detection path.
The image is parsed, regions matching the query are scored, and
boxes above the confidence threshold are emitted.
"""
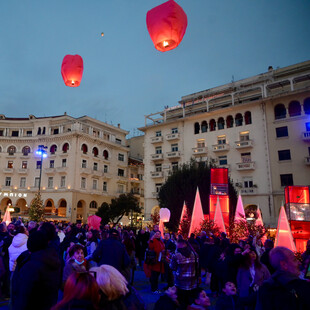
[218,136,226,144]
[7,161,13,168]
[22,161,27,169]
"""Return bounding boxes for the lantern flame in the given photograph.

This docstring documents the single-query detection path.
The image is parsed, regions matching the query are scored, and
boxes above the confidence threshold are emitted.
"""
[71,81,75,85]
[163,41,169,47]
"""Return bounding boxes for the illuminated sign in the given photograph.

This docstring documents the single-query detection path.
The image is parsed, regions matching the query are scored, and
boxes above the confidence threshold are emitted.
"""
[0,192,28,198]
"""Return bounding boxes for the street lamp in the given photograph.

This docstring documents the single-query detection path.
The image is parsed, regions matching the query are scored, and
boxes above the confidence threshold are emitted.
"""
[36,145,48,192]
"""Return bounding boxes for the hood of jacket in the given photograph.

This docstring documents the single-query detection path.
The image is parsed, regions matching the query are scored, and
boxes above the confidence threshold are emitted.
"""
[12,233,28,248]
[177,245,193,258]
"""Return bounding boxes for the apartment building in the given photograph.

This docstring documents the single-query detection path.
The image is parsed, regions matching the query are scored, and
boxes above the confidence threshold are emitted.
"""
[139,60,310,226]
[0,114,129,222]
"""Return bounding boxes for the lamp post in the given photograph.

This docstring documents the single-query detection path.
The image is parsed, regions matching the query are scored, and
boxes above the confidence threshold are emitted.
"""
[36,145,48,192]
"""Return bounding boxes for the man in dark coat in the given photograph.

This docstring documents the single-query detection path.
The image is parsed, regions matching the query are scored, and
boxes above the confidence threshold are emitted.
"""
[256,246,310,310]
[11,230,61,310]
[92,229,130,276]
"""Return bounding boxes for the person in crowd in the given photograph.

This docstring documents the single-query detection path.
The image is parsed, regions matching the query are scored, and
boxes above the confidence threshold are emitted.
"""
[52,272,100,310]
[8,225,28,272]
[122,230,136,283]
[170,238,200,309]
[153,286,180,310]
[237,248,270,309]
[163,232,176,289]
[301,239,310,277]
[11,230,61,310]
[62,243,90,288]
[259,239,275,274]
[27,221,37,235]
[90,264,145,310]
[150,224,160,238]
[57,225,66,243]
[91,228,130,278]
[188,233,200,255]
[148,230,165,293]
[85,229,99,260]
[256,246,310,310]
[75,220,86,245]
[135,228,149,267]
[208,237,222,294]
[216,281,242,310]
[187,288,211,310]
[0,222,11,299]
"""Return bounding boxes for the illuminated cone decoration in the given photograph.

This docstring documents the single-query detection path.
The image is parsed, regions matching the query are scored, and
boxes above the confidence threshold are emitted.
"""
[275,206,296,252]
[178,201,187,231]
[214,196,226,233]
[3,207,11,225]
[188,187,204,236]
[234,194,246,222]
[146,0,188,52]
[61,54,83,87]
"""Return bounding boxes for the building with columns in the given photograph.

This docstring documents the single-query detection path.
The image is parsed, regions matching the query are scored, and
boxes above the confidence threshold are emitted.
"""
[139,60,310,226]
[0,114,130,222]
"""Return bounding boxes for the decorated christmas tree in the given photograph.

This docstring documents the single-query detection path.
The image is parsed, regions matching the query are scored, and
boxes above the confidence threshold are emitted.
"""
[28,192,45,222]
[178,204,191,239]
[151,209,160,225]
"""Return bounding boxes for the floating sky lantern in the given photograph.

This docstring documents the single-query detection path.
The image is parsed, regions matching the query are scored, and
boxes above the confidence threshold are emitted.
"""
[146,0,188,52]
[159,207,171,222]
[61,54,83,87]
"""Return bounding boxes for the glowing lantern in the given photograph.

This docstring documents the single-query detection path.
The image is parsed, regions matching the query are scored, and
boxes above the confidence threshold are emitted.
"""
[159,208,171,222]
[61,54,83,87]
[146,0,188,52]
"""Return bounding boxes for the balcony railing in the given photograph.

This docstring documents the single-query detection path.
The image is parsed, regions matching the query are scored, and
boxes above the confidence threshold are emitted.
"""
[212,144,230,152]
[166,133,180,140]
[192,147,208,155]
[305,156,310,165]
[302,131,310,141]
[151,171,163,178]
[151,153,164,161]
[236,161,255,170]
[235,140,254,149]
[166,151,181,158]
[150,136,163,143]
[18,168,28,174]
[3,168,14,173]
[241,188,257,195]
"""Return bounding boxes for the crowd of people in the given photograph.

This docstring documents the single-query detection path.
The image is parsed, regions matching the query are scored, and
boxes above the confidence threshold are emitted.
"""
[0,219,309,310]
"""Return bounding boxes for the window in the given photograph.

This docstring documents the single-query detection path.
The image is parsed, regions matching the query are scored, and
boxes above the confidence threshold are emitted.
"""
[93,162,98,171]
[50,145,57,154]
[218,118,225,130]
[20,177,26,188]
[288,101,301,117]
[226,115,234,128]
[0,130,3,136]
[201,121,208,133]
[82,160,87,168]
[104,165,108,173]
[155,164,162,172]
[172,128,178,134]
[197,139,205,148]
[306,122,310,131]
[22,161,27,169]
[103,181,107,192]
[22,146,31,156]
[92,179,98,190]
[156,183,162,193]
[62,159,67,167]
[42,127,46,135]
[81,144,88,154]
[26,131,32,136]
[218,156,227,166]
[116,138,122,144]
[12,131,19,137]
[240,132,250,141]
[194,122,200,134]
[37,127,41,135]
[235,113,243,126]
[171,143,178,152]
[241,152,251,163]
[172,162,178,171]
[48,177,54,188]
[138,174,143,180]
[53,128,59,135]
[210,119,216,131]
[244,111,252,125]
[7,161,13,168]
[36,161,42,169]
[7,146,16,155]
[117,184,124,193]
[34,177,40,188]
[5,177,11,186]
[103,150,109,160]
[243,177,253,188]
[89,201,97,209]
[280,174,293,186]
[276,126,288,138]
[49,160,54,168]
[118,154,124,161]
[92,147,99,157]
[155,146,162,154]
[62,143,69,153]
[278,149,291,161]
[81,177,86,189]
[60,176,66,188]
[304,98,310,114]
[218,136,226,145]
[156,131,162,137]
[118,169,124,177]
[274,104,286,120]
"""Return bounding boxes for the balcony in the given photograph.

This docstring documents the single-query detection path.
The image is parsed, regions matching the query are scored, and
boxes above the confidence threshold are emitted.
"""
[151,153,164,161]
[92,170,104,177]
[151,171,163,178]
[56,167,68,173]
[236,162,255,170]
[212,144,230,152]
[150,136,163,143]
[305,156,310,165]
[241,188,257,195]
[166,151,181,159]
[44,168,56,174]
[81,168,92,175]
[235,140,254,149]
[18,168,28,174]
[166,133,180,140]
[192,147,208,156]
[3,168,14,174]
[302,131,310,141]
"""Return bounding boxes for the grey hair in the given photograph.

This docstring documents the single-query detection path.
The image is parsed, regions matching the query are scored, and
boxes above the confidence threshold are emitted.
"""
[269,246,292,270]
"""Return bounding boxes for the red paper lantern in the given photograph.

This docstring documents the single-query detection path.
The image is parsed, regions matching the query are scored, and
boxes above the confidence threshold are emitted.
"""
[61,54,83,87]
[146,0,187,52]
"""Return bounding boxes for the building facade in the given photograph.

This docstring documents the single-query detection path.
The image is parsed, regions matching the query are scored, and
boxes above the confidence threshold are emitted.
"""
[139,60,310,226]
[0,114,130,222]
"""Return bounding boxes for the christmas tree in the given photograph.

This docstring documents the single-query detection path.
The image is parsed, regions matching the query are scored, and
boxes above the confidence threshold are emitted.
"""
[28,192,45,222]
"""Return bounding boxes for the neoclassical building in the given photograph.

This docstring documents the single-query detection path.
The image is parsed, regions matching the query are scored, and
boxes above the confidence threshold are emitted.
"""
[0,114,130,222]
[139,60,310,226]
